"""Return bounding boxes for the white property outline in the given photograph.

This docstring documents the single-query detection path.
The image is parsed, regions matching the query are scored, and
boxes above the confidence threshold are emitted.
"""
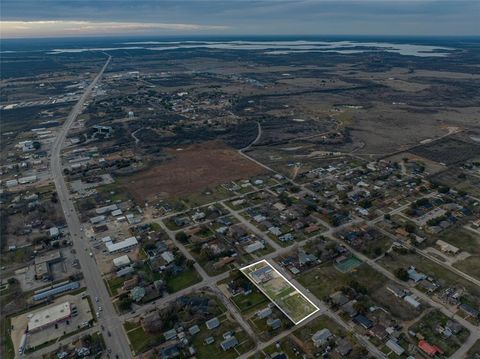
[240,259,320,325]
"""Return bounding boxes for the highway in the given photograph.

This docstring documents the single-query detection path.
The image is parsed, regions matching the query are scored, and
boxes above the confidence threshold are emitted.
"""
[49,55,133,359]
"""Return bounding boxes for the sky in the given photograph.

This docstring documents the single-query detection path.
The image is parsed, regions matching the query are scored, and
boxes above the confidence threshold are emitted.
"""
[1,0,479,38]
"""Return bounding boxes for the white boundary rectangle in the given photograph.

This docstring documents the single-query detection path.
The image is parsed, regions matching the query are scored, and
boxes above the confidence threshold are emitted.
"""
[240,259,320,325]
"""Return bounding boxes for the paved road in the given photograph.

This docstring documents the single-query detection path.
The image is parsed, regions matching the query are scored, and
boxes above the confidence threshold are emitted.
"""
[49,56,133,359]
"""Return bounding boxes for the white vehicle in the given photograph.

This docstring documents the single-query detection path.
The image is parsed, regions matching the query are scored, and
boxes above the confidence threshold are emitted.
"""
[95,296,99,302]
[98,306,103,311]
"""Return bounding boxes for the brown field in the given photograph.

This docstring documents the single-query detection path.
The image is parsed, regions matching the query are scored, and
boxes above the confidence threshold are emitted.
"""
[121,141,266,203]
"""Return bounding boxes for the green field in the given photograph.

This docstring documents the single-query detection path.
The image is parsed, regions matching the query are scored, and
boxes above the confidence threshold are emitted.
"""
[124,323,163,354]
[165,267,202,292]
[231,289,268,313]
[453,256,480,281]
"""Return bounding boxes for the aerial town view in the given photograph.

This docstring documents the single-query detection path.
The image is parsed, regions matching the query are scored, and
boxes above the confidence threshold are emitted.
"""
[0,1,479,359]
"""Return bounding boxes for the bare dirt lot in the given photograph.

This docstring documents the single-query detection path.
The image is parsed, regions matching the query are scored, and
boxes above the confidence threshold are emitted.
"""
[121,141,266,203]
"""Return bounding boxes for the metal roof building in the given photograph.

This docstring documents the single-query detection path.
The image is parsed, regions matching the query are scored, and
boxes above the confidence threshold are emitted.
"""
[106,236,138,253]
[33,281,80,301]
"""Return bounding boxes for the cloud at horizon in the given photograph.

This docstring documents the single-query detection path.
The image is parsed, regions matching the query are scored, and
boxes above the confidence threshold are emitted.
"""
[1,20,229,38]
[1,0,479,38]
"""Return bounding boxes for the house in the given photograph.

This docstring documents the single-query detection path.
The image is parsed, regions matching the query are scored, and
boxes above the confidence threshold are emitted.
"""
[49,227,60,238]
[298,251,317,266]
[279,233,294,242]
[436,240,459,255]
[163,329,177,341]
[459,303,479,319]
[369,324,387,340]
[267,318,281,330]
[220,336,239,351]
[268,226,282,236]
[256,307,272,319]
[161,251,175,264]
[386,339,405,356]
[330,291,349,306]
[418,340,444,356]
[250,266,273,284]
[206,317,220,330]
[245,241,265,253]
[312,328,332,347]
[159,344,179,359]
[270,353,287,359]
[130,286,146,302]
[188,325,200,335]
[354,314,373,329]
[445,320,463,334]
[407,267,427,282]
[204,337,215,345]
[404,295,421,309]
[386,284,406,298]
[341,301,358,318]
[336,338,353,356]
[213,256,236,269]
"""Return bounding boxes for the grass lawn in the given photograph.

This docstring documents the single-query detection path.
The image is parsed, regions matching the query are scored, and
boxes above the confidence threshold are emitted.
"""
[125,325,163,354]
[182,186,234,208]
[0,317,14,359]
[466,339,480,357]
[297,262,387,300]
[97,183,130,202]
[453,255,480,281]
[106,277,125,296]
[165,267,201,293]
[232,289,268,313]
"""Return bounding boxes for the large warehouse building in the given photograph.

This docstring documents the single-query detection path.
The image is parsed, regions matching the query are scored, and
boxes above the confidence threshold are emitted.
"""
[27,302,72,333]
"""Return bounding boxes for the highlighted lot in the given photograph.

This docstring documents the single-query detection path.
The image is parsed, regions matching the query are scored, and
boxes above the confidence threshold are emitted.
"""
[240,260,319,324]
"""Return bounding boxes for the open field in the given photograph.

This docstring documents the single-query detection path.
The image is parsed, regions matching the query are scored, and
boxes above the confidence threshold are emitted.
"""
[430,166,480,197]
[297,262,387,300]
[120,141,266,203]
[411,138,480,166]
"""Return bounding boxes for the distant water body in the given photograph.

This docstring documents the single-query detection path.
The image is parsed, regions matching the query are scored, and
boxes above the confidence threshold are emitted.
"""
[2,36,471,57]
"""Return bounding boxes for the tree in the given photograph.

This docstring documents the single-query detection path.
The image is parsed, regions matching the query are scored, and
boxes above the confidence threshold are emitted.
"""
[118,295,133,311]
[175,231,188,243]
[404,223,416,233]
[395,268,409,281]
[438,186,450,194]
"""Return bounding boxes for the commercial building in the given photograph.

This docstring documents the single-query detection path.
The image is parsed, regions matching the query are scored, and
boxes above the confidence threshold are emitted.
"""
[27,302,71,332]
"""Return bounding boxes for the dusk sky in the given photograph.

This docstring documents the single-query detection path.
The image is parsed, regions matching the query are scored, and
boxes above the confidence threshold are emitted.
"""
[1,0,479,38]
